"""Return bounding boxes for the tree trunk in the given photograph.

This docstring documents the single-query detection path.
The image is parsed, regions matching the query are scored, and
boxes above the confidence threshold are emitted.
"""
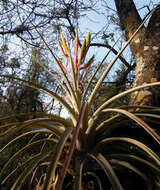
[114,0,160,106]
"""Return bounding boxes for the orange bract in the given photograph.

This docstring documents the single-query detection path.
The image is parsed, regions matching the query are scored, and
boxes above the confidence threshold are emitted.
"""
[58,41,69,62]
[74,28,78,67]
[57,57,70,72]
[60,31,70,56]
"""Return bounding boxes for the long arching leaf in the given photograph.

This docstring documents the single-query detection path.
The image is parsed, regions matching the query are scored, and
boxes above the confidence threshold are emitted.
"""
[43,127,72,190]
[86,82,160,134]
[94,137,160,166]
[0,138,57,183]
[0,112,74,124]
[35,60,71,97]
[0,129,52,153]
[75,159,84,190]
[89,153,123,190]
[0,115,73,143]
[1,75,77,122]
[108,154,160,175]
[10,152,51,190]
[110,159,153,188]
[101,108,160,144]
[93,82,160,118]
[2,148,52,186]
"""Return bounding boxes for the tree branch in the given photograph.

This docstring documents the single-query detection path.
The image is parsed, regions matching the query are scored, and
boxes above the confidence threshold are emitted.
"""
[90,43,131,69]
[0,25,29,35]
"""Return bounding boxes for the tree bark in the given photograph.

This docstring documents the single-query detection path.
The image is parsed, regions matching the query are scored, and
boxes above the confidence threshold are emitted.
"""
[114,0,160,106]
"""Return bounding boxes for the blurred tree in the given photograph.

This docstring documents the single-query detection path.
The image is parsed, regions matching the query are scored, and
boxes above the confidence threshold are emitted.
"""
[0,47,59,121]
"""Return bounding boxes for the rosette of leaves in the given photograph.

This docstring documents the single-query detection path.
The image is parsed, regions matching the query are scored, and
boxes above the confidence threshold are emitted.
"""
[0,17,160,190]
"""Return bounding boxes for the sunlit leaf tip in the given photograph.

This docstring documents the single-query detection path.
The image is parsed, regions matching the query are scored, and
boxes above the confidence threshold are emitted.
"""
[86,32,91,47]
[58,41,69,61]
[60,31,70,56]
[74,28,78,66]
[57,56,70,72]
[80,55,95,70]
[77,39,86,67]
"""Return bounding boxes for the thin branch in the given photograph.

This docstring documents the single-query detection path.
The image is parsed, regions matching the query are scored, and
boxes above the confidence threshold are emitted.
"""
[90,43,131,69]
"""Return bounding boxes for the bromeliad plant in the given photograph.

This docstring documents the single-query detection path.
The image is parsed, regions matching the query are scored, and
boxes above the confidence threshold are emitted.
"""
[1,19,160,190]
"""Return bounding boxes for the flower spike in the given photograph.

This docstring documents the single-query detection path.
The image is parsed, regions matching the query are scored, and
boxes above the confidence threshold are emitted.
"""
[60,31,70,57]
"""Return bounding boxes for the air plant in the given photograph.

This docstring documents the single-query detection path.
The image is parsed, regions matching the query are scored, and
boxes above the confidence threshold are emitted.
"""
[0,11,160,190]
